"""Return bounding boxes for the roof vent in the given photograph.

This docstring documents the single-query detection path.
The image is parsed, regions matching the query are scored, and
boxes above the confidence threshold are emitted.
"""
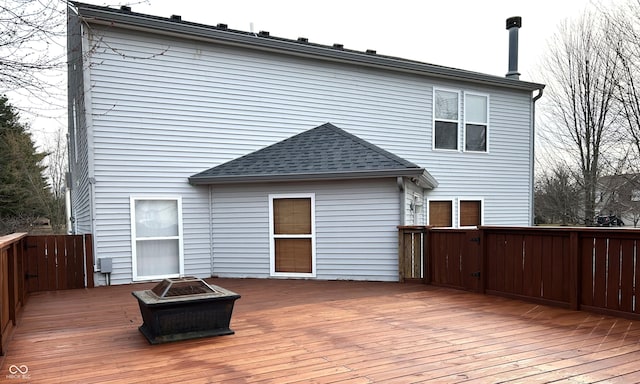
[170,15,182,21]
[366,49,377,54]
[217,23,228,29]
[333,43,344,49]
[120,5,131,12]
[505,16,522,80]
[258,30,270,37]
[298,37,309,43]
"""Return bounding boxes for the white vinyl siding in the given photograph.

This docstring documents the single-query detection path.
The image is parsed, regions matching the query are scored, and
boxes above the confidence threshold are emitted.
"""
[75,25,535,284]
[211,180,400,282]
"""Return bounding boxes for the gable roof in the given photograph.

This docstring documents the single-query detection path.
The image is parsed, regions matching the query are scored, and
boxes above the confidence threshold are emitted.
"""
[70,2,544,93]
[189,123,437,188]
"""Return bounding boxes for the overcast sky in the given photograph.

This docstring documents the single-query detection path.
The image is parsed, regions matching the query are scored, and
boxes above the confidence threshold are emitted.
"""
[23,0,624,148]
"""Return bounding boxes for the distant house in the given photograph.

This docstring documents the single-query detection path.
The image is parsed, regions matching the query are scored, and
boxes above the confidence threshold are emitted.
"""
[596,173,640,227]
[67,2,544,285]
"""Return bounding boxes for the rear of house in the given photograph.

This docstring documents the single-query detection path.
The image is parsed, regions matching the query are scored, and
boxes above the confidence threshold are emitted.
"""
[67,2,544,285]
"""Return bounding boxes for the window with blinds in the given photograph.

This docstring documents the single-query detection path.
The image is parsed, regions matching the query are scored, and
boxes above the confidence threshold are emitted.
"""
[270,196,315,275]
[460,200,482,227]
[428,200,452,227]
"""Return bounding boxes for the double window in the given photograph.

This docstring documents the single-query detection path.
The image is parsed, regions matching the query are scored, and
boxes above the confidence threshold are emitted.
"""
[428,199,483,228]
[433,89,489,152]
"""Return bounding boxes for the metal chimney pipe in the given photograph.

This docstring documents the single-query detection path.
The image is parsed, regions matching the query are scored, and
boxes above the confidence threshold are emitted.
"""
[506,16,522,80]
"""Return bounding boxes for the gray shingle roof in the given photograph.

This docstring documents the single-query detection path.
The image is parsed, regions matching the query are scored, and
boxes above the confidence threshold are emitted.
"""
[189,123,437,188]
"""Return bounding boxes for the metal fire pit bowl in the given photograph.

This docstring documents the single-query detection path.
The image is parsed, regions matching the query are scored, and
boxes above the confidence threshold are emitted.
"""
[132,277,241,344]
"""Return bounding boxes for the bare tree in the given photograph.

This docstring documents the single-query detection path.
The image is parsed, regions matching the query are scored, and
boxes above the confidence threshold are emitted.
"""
[0,0,66,97]
[43,127,67,232]
[604,0,640,170]
[534,163,581,225]
[540,11,622,225]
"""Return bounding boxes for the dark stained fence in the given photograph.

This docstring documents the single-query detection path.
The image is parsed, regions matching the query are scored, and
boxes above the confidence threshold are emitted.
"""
[580,231,639,317]
[399,226,640,320]
[24,234,94,292]
[484,228,573,307]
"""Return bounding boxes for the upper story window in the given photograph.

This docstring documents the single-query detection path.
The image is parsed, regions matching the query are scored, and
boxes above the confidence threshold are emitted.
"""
[464,93,489,152]
[433,89,459,150]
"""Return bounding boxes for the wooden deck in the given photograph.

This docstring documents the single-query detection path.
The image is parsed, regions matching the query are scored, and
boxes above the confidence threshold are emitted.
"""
[1,279,640,383]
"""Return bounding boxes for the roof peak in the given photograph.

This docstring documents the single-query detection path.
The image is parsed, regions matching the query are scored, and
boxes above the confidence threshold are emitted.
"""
[189,122,436,187]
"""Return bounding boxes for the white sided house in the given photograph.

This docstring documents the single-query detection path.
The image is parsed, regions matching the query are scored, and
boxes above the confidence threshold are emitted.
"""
[67,2,544,285]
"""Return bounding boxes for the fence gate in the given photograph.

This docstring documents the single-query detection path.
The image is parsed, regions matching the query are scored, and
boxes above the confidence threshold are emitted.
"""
[24,235,94,292]
[429,229,482,292]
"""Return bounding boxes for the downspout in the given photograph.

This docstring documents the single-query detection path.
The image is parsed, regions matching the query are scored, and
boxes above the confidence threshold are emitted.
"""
[209,185,215,277]
[530,88,544,225]
[397,176,405,225]
[80,18,98,273]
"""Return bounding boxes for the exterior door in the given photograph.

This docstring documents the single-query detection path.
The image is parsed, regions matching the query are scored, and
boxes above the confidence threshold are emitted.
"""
[270,194,315,277]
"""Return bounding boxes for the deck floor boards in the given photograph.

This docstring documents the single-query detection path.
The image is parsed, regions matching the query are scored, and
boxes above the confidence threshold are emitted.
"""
[1,278,639,383]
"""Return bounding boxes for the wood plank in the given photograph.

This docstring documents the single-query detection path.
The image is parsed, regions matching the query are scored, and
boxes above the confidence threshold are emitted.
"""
[2,279,640,383]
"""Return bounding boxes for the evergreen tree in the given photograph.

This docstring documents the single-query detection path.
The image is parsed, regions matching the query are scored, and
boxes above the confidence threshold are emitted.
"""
[0,95,50,234]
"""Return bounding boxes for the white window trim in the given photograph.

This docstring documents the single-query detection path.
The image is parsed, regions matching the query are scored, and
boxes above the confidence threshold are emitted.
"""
[463,92,490,153]
[130,196,184,281]
[426,198,455,228]
[457,197,485,228]
[269,193,316,278]
[432,87,461,151]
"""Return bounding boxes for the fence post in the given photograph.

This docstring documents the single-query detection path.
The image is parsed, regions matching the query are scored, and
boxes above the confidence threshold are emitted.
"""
[398,228,406,282]
[84,234,94,288]
[569,230,580,311]
[423,227,431,284]
[478,227,486,294]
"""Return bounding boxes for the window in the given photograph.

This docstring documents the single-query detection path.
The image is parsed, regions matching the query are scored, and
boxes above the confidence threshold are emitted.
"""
[459,200,482,227]
[465,93,488,152]
[631,190,640,202]
[428,200,453,227]
[434,89,459,150]
[131,197,184,281]
[269,194,315,277]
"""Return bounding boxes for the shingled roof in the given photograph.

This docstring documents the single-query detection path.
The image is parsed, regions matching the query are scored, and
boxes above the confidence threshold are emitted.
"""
[189,123,437,188]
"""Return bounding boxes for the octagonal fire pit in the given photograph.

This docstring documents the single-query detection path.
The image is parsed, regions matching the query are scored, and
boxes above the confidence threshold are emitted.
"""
[132,277,241,344]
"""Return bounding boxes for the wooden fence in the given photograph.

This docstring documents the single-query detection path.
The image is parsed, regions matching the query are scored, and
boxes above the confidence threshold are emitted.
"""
[24,234,94,292]
[0,233,94,355]
[399,226,640,320]
[0,233,27,355]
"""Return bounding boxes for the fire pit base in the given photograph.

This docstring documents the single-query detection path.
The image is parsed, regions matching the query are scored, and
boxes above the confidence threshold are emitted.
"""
[132,277,241,344]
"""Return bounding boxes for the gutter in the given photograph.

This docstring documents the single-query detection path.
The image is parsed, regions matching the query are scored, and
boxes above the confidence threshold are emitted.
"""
[530,87,545,225]
[71,2,543,92]
[189,168,438,189]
